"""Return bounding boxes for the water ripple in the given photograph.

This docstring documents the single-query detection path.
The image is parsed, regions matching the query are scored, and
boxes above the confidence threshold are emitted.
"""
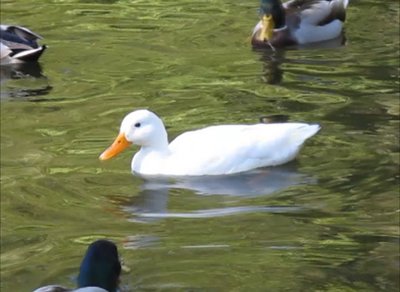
[126,205,303,219]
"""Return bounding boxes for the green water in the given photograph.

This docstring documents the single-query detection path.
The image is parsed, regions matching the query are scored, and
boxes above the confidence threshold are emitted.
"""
[1,0,399,291]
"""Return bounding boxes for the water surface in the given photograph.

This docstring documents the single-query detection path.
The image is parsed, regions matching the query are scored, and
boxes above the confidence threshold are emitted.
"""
[1,0,399,291]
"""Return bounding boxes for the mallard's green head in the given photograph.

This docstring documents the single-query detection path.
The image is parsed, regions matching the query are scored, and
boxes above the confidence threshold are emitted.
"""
[77,240,121,292]
[259,0,286,27]
[258,0,286,41]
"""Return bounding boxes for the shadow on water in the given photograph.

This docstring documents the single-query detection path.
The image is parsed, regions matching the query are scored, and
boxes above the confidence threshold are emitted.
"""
[254,35,346,85]
[122,163,316,221]
[0,62,52,100]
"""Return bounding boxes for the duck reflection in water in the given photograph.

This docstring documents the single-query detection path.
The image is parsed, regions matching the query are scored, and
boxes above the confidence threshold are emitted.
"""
[256,47,285,85]
[122,162,315,222]
[254,35,347,85]
[0,61,52,100]
[1,60,44,78]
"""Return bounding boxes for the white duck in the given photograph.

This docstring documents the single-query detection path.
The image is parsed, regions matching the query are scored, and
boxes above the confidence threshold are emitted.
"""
[99,109,320,176]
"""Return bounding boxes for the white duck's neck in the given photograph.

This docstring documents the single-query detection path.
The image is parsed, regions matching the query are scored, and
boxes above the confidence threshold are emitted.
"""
[132,134,170,174]
[143,126,170,152]
[140,141,169,154]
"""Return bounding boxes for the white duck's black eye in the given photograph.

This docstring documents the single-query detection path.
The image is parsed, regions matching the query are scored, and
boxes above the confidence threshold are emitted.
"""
[134,122,141,128]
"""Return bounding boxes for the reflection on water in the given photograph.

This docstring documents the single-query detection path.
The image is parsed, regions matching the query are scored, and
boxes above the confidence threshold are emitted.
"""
[123,235,159,250]
[123,164,315,221]
[141,163,314,197]
[128,205,303,219]
[258,48,285,85]
[256,35,346,85]
[1,0,398,291]
[0,62,52,100]
[1,62,44,79]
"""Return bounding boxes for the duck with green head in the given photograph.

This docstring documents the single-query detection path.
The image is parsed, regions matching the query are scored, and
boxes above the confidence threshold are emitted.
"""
[251,0,349,48]
[33,240,121,292]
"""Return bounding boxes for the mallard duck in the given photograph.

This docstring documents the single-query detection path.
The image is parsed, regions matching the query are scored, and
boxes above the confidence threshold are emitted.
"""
[33,240,121,292]
[99,109,320,176]
[1,24,47,65]
[251,0,349,48]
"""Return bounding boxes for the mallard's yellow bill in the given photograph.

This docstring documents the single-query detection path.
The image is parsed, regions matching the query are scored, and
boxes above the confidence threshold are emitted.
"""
[99,132,131,160]
[259,14,275,41]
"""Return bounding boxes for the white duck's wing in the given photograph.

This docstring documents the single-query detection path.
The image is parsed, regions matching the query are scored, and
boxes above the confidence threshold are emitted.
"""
[168,123,320,175]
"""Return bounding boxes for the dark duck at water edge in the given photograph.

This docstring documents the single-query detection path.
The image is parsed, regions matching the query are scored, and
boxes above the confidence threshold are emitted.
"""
[1,24,47,65]
[33,240,122,292]
[251,0,349,48]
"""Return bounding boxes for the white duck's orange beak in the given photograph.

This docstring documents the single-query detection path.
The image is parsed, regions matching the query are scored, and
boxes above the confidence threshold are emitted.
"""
[99,132,131,160]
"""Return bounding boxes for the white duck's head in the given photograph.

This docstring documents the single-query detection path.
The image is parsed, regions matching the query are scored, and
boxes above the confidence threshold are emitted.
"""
[99,109,168,160]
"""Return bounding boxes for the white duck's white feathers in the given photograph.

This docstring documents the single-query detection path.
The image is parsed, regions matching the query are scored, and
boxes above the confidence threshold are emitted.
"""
[110,110,320,176]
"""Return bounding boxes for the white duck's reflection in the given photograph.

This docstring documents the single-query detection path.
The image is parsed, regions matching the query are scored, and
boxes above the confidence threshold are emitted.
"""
[123,163,315,221]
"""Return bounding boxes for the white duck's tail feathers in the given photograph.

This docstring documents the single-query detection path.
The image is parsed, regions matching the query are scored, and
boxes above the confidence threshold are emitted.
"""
[290,124,320,146]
